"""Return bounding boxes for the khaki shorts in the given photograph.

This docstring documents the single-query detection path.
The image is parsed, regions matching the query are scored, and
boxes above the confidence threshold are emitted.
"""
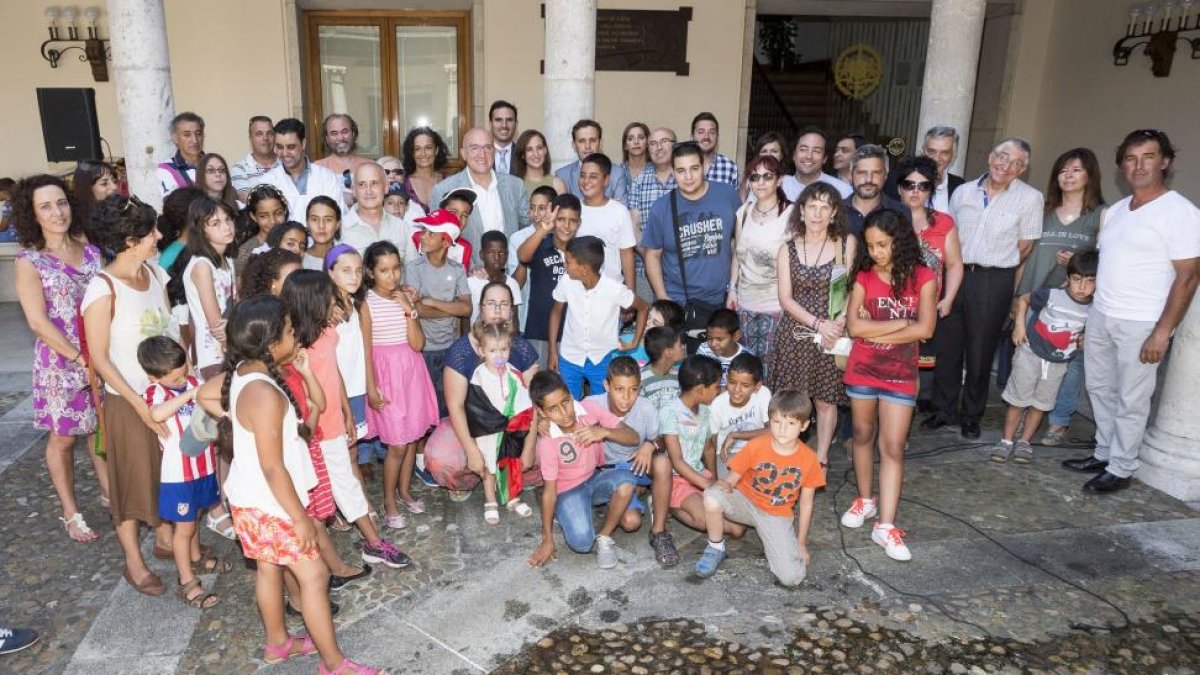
[1002,343,1069,412]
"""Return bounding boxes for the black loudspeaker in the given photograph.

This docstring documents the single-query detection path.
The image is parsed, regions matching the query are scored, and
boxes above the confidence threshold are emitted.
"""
[36,88,102,163]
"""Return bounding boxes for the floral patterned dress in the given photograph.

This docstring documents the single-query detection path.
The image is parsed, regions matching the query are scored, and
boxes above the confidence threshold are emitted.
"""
[21,244,102,436]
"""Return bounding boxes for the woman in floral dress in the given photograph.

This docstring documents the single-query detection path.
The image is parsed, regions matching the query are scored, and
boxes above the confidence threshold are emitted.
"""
[12,174,109,542]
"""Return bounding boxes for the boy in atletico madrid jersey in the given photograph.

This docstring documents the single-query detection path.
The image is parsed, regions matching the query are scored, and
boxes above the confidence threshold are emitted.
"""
[694,389,825,585]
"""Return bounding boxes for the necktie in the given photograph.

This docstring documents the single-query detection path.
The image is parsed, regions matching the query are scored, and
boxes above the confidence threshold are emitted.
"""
[498,148,508,172]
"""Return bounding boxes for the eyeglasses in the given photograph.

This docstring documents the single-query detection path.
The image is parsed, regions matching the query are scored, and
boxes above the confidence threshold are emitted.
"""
[466,144,495,155]
[648,139,675,149]
[899,179,933,192]
[748,172,776,183]
[482,301,512,310]
[992,152,1028,171]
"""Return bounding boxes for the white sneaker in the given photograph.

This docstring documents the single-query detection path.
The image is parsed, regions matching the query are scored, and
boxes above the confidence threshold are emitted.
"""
[872,523,912,561]
[840,496,877,528]
[596,534,618,569]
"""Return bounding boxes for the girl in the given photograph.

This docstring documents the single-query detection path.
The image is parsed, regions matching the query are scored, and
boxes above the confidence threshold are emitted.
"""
[267,221,309,257]
[466,322,534,524]
[237,184,289,268]
[305,197,341,271]
[325,245,378,475]
[195,153,239,211]
[361,241,439,529]
[512,130,556,196]
[840,209,937,563]
[239,247,302,300]
[180,196,237,378]
[218,296,382,674]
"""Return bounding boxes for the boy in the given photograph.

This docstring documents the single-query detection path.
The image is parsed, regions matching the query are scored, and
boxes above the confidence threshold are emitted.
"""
[509,184,558,328]
[384,183,409,220]
[527,371,641,569]
[137,336,223,608]
[709,353,772,478]
[582,356,680,567]
[696,309,747,387]
[992,251,1098,464]
[519,192,579,367]
[695,389,825,585]
[409,210,473,416]
[467,230,525,324]
[428,187,476,266]
[639,326,684,414]
[577,153,637,289]
[548,235,647,399]
[661,355,743,537]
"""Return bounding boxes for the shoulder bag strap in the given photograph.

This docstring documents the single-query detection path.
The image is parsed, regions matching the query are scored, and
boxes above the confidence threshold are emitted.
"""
[669,189,691,305]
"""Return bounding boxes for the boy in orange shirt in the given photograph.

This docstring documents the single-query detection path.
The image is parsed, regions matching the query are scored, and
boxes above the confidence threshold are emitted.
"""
[694,389,825,585]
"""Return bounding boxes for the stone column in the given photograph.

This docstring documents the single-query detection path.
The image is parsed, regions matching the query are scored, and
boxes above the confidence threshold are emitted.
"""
[916,0,986,177]
[106,0,174,211]
[1137,299,1200,501]
[543,0,596,172]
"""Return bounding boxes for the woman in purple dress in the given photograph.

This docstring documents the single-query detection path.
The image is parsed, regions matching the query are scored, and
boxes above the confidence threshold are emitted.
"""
[13,174,109,543]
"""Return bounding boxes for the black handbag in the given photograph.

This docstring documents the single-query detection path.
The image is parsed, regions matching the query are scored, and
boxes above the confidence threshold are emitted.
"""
[670,189,721,353]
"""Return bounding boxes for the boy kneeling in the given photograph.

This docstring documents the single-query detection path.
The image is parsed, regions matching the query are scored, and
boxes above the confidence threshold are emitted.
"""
[695,389,825,586]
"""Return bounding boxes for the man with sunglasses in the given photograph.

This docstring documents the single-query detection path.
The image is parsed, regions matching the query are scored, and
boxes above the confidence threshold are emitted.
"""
[316,113,372,207]
[260,117,346,222]
[843,144,904,237]
[924,138,1042,440]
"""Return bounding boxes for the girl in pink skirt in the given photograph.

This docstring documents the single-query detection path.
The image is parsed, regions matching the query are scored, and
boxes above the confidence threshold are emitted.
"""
[361,241,439,530]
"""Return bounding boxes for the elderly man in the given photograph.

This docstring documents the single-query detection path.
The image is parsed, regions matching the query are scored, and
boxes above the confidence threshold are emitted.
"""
[782,126,852,201]
[844,144,904,237]
[157,111,204,196]
[1062,129,1200,493]
[924,138,1042,440]
[691,112,738,187]
[555,120,629,205]
[429,127,529,268]
[260,118,345,222]
[230,116,280,201]
[885,126,965,211]
[339,162,420,263]
[489,100,519,174]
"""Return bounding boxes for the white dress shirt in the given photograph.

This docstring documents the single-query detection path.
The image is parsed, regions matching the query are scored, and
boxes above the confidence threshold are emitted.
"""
[552,275,635,364]
[469,171,506,235]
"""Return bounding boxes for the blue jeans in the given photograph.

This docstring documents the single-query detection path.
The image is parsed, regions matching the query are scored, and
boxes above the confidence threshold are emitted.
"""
[1048,356,1085,428]
[555,468,636,552]
[559,354,612,400]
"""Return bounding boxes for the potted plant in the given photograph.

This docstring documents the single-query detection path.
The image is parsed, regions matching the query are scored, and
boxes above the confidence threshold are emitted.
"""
[758,17,797,70]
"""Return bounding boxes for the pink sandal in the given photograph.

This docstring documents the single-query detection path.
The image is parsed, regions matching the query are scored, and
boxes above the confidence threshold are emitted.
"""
[319,657,386,674]
[263,634,317,664]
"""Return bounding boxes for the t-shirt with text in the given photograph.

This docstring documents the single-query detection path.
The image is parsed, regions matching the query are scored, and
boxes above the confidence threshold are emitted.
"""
[641,183,741,305]
[536,402,621,494]
[843,266,936,396]
[729,435,825,517]
[1025,287,1089,363]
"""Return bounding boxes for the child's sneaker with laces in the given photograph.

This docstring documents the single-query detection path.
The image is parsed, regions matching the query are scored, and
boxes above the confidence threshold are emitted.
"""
[596,534,619,569]
[871,523,912,561]
[990,440,1014,463]
[1012,440,1034,464]
[361,539,412,569]
[694,542,727,578]
[840,496,877,528]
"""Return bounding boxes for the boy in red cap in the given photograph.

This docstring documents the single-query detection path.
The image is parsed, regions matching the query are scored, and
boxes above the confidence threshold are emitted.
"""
[409,210,473,417]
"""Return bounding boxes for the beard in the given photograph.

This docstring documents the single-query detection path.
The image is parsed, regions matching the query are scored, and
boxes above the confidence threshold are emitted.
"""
[855,184,880,199]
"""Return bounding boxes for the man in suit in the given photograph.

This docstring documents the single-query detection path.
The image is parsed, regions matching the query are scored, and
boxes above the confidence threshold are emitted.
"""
[885,126,965,211]
[430,127,530,268]
[489,100,518,174]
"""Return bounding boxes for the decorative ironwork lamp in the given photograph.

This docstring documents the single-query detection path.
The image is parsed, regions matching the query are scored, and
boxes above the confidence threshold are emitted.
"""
[42,6,111,82]
[1114,0,1200,76]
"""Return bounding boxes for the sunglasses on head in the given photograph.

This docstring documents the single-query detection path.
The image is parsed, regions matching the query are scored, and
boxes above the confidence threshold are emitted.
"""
[384,168,405,176]
[899,179,933,192]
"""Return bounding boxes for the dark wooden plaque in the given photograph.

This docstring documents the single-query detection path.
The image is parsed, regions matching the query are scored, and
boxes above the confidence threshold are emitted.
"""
[596,7,692,75]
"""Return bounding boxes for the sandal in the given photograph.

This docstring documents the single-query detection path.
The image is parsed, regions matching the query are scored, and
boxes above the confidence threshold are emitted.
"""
[193,555,233,574]
[506,499,532,518]
[205,510,237,540]
[263,633,317,664]
[399,496,426,514]
[483,502,500,526]
[123,567,165,597]
[176,577,219,610]
[319,657,385,674]
[329,512,353,532]
[154,542,212,561]
[60,512,98,543]
[385,512,407,530]
[448,489,471,503]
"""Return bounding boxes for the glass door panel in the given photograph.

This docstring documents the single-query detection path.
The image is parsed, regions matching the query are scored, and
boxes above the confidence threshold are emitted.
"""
[317,25,383,158]
[395,25,460,154]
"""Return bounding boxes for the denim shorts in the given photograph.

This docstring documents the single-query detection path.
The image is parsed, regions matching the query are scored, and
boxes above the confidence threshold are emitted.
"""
[555,468,637,553]
[846,384,917,407]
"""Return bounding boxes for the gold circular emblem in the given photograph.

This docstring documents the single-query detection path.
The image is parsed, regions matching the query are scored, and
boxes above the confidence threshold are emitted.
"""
[834,43,883,100]
[886,137,906,156]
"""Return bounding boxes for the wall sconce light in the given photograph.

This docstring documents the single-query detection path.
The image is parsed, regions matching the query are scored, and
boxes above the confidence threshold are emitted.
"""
[1114,0,1200,76]
[42,5,111,82]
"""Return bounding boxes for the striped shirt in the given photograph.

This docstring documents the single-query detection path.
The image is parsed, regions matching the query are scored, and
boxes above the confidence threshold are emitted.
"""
[145,377,214,483]
[951,175,1043,268]
[365,289,412,346]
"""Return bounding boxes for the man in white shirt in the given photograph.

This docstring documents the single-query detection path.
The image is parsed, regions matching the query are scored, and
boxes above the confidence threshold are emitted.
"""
[230,116,280,201]
[157,111,204,197]
[489,100,518,174]
[260,118,346,222]
[577,153,637,289]
[781,126,852,201]
[1063,129,1200,493]
[339,162,420,262]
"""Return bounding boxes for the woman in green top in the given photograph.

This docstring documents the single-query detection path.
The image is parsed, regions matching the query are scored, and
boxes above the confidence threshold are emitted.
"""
[1019,148,1105,445]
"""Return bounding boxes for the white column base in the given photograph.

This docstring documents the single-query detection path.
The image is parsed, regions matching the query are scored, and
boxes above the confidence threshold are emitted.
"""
[1137,427,1200,501]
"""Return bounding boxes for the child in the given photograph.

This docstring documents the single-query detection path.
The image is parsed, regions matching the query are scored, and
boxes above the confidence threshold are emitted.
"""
[468,230,524,324]
[576,153,637,288]
[217,297,381,674]
[695,389,825,584]
[138,336,228,609]
[466,322,534,524]
[841,209,937,562]
[508,185,558,329]
[581,356,680,567]
[179,196,237,379]
[266,221,309,256]
[622,299,685,367]
[424,192,475,266]
[518,192,581,367]
[661,355,742,537]
[362,241,440,529]
[697,308,747,386]
[304,197,341,271]
[236,184,289,269]
[284,270,412,570]
[639,326,685,414]
[384,183,409,220]
[238,247,301,299]
[709,352,772,477]
[325,244,378,474]
[548,235,647,399]
[409,211,472,416]
[993,251,1097,464]
[526,370,641,569]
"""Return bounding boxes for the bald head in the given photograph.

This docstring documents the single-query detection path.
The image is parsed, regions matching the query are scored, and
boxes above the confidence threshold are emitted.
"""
[353,162,386,210]
[461,127,496,176]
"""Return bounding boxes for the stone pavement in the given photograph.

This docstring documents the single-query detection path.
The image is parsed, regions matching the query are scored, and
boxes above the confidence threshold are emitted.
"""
[0,301,1196,674]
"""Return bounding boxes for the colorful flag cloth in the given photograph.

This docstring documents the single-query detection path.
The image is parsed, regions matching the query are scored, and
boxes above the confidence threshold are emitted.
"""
[466,362,533,504]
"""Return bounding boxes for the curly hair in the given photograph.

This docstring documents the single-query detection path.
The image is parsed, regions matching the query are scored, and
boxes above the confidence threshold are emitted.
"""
[238,184,289,248]
[852,208,926,301]
[239,247,301,300]
[401,127,449,174]
[11,174,86,250]
[157,187,205,251]
[89,194,158,258]
[787,182,848,241]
